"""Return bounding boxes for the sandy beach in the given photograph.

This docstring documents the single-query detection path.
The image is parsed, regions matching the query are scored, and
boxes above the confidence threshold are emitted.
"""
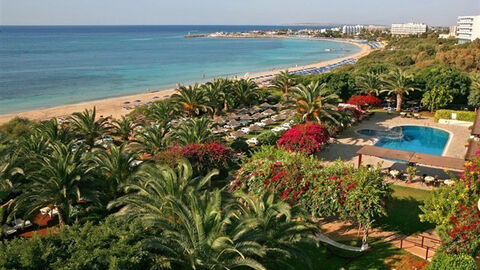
[0,40,372,124]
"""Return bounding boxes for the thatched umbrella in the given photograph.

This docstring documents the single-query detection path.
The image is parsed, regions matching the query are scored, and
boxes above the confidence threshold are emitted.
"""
[228,119,241,127]
[262,109,275,115]
[260,102,272,108]
[240,114,253,120]
[252,113,265,120]
[232,131,247,138]
[249,125,263,132]
[262,119,276,125]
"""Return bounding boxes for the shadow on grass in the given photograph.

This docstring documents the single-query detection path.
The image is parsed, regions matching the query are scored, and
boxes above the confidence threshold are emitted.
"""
[293,238,421,270]
[376,196,435,235]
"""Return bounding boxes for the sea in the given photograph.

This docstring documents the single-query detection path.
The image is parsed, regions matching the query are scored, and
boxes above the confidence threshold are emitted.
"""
[0,25,360,114]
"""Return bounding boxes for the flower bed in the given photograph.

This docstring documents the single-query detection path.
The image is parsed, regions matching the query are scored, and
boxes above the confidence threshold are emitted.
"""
[277,122,330,155]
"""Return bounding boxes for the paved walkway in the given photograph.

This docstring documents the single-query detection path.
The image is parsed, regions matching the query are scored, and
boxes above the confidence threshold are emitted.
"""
[318,112,470,178]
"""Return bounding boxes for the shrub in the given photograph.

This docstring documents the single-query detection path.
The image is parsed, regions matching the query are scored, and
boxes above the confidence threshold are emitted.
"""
[158,142,233,175]
[230,137,250,153]
[257,130,279,146]
[427,252,477,270]
[337,106,365,121]
[277,122,329,155]
[0,117,35,140]
[444,204,480,255]
[434,110,476,122]
[346,94,382,109]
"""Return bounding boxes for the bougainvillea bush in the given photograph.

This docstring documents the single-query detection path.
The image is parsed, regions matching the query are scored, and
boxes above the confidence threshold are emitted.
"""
[337,106,365,122]
[232,146,392,246]
[158,142,233,175]
[346,94,382,110]
[421,155,480,257]
[277,122,330,155]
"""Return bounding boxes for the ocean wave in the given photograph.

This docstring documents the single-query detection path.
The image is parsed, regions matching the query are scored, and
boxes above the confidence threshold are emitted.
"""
[126,38,153,41]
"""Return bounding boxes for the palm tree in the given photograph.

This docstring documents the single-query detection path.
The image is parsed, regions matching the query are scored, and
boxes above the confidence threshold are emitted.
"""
[134,125,169,157]
[36,118,73,143]
[110,161,265,269]
[144,100,174,127]
[355,72,382,96]
[0,153,23,196]
[232,191,315,269]
[108,116,140,144]
[204,79,231,117]
[171,84,211,117]
[231,79,259,107]
[10,142,98,227]
[381,68,417,112]
[290,81,341,124]
[270,70,299,96]
[68,107,110,148]
[92,143,138,198]
[170,117,221,146]
[109,160,217,221]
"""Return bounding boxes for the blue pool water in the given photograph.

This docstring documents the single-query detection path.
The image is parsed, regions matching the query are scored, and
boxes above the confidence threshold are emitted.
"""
[0,25,360,114]
[358,126,450,156]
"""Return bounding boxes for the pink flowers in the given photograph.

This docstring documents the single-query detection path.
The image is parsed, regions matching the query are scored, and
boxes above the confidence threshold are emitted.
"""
[277,122,330,155]
[347,94,381,109]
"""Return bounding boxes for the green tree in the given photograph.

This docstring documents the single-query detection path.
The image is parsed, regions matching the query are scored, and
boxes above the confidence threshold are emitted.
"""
[92,143,138,199]
[170,117,221,146]
[204,78,231,116]
[290,81,341,124]
[68,107,110,148]
[134,125,169,157]
[144,100,175,126]
[231,79,259,107]
[381,68,417,112]
[270,70,299,96]
[355,72,382,95]
[10,142,98,227]
[108,116,140,144]
[468,74,480,108]
[421,86,454,112]
[171,83,210,117]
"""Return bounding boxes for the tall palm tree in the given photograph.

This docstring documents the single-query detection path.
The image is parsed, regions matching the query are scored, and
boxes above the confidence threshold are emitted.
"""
[171,84,211,117]
[170,117,221,146]
[270,70,299,96]
[108,116,140,144]
[232,191,315,269]
[231,79,259,107]
[381,68,417,112]
[92,143,138,198]
[0,153,23,197]
[355,72,382,96]
[10,142,98,227]
[204,78,231,117]
[290,81,341,124]
[68,107,110,148]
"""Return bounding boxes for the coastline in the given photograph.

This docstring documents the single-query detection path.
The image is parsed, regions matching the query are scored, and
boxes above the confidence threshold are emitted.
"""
[0,40,372,124]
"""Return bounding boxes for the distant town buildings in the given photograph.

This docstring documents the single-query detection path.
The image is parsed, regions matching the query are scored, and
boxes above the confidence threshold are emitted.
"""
[390,23,427,35]
[342,25,364,35]
[456,15,480,43]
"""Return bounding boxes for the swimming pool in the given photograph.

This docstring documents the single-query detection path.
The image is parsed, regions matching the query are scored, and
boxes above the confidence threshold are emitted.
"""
[357,126,450,156]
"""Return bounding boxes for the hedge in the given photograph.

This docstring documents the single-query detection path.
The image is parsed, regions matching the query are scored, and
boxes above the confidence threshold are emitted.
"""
[427,252,477,270]
[434,110,476,122]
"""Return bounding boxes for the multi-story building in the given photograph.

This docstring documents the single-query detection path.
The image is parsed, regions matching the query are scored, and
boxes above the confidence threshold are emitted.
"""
[457,15,480,43]
[342,25,364,35]
[390,23,427,35]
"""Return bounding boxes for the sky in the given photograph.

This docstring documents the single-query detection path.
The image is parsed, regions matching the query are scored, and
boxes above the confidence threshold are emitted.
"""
[1,0,479,26]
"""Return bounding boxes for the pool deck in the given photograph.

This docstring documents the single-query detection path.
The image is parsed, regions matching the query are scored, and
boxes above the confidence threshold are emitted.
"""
[318,112,470,173]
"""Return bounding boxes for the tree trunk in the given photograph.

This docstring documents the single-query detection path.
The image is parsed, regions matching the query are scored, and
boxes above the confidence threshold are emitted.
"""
[58,212,65,228]
[362,222,370,250]
[396,93,403,112]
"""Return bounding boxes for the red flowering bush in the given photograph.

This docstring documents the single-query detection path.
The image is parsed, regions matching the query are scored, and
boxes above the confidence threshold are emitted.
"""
[158,142,233,174]
[445,204,480,255]
[277,122,330,155]
[338,106,365,121]
[347,94,381,109]
[459,157,480,193]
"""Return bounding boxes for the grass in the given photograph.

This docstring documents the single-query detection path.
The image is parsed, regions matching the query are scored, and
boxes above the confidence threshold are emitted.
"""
[293,238,428,270]
[376,185,435,235]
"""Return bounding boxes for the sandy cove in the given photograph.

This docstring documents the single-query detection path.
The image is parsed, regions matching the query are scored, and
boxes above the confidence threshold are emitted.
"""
[0,41,372,124]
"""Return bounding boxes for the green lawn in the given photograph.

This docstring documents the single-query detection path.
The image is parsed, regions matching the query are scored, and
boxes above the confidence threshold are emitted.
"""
[376,185,435,235]
[293,238,428,270]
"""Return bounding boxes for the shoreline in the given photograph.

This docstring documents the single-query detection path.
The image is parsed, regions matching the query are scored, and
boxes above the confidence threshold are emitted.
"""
[0,39,372,124]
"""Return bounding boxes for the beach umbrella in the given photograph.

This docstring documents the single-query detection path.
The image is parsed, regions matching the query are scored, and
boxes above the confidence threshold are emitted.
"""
[263,109,275,115]
[260,102,272,108]
[134,100,141,103]
[262,119,275,125]
[232,131,247,138]
[240,114,252,120]
[228,120,241,126]
[249,125,262,132]
[123,101,130,104]
[252,113,264,119]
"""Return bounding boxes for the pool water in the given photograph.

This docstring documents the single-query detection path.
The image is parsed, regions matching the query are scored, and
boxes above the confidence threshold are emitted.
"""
[358,126,449,156]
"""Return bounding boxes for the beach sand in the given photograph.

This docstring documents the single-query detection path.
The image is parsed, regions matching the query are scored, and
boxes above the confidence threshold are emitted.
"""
[0,41,372,124]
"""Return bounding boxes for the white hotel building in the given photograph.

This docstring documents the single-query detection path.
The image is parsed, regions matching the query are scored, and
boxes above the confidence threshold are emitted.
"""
[390,23,427,35]
[342,25,364,35]
[456,15,480,43]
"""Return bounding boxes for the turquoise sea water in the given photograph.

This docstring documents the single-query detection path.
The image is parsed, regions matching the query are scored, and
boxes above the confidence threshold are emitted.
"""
[358,126,450,156]
[0,25,360,114]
